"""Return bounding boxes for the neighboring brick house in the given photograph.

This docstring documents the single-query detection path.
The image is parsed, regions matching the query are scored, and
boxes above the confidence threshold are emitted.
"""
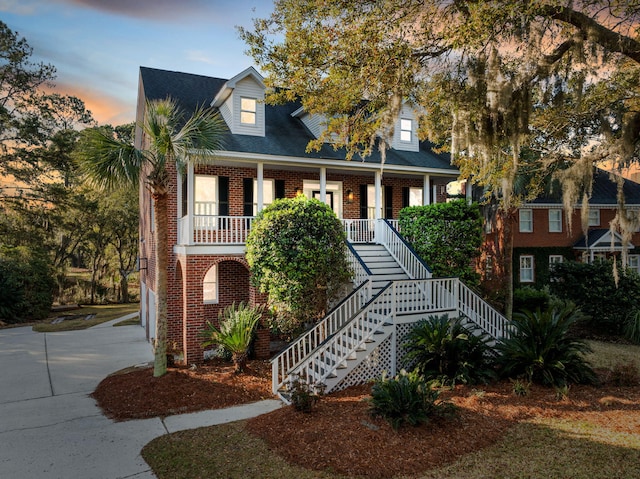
[135,66,460,365]
[480,168,640,291]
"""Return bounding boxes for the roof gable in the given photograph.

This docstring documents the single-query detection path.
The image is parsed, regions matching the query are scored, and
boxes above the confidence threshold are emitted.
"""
[136,66,457,174]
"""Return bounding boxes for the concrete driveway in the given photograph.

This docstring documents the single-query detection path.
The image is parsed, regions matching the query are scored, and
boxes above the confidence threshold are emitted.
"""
[0,317,161,479]
[0,316,282,479]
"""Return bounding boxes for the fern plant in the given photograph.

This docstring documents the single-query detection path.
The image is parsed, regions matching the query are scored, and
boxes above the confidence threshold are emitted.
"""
[624,310,640,344]
[495,304,597,387]
[368,370,454,430]
[403,315,496,385]
[201,302,263,373]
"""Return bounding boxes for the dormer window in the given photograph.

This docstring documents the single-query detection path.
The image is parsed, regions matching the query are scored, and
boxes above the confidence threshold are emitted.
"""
[400,119,412,142]
[240,97,257,125]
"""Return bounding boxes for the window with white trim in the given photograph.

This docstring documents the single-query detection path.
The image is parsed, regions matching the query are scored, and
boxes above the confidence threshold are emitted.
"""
[400,119,412,142]
[253,179,274,215]
[519,255,534,283]
[240,97,257,125]
[588,209,600,226]
[628,255,640,274]
[548,209,562,233]
[519,209,533,232]
[203,265,218,303]
[409,187,423,206]
[194,175,218,215]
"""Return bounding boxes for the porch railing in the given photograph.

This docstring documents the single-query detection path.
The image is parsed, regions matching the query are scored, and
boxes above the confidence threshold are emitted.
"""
[178,215,254,245]
[342,219,376,243]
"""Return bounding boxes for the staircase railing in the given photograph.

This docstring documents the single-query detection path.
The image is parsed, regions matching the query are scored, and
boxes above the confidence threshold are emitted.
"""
[346,242,372,289]
[457,281,512,339]
[378,219,431,279]
[289,282,395,390]
[271,280,373,394]
[276,277,509,394]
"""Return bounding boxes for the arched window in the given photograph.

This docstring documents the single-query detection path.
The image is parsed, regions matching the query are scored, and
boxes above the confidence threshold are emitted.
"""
[203,265,218,303]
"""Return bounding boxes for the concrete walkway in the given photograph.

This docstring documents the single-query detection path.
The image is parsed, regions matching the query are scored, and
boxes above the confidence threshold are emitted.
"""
[0,315,282,479]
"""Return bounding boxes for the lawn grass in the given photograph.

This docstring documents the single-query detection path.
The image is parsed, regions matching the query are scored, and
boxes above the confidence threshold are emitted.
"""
[33,303,139,332]
[143,413,640,479]
[585,339,640,369]
[142,340,640,479]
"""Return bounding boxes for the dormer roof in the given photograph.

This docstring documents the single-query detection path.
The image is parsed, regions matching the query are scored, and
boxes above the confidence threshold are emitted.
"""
[211,66,265,108]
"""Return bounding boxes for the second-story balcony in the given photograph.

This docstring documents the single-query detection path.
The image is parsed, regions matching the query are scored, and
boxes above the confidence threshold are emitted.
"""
[177,215,398,246]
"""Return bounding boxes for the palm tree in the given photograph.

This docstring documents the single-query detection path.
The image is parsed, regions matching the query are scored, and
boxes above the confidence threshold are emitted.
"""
[76,98,226,377]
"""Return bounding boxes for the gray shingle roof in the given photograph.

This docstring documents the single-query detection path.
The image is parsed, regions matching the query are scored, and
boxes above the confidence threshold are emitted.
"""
[530,168,640,206]
[139,66,456,173]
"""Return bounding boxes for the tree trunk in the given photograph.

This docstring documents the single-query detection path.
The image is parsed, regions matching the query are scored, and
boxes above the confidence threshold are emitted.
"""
[503,209,515,320]
[232,351,248,374]
[119,270,130,304]
[153,192,169,377]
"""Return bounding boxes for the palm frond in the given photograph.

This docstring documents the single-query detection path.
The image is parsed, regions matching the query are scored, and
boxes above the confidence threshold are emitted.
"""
[75,128,145,190]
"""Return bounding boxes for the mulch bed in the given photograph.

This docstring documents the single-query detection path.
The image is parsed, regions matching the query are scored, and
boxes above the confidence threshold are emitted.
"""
[91,359,273,421]
[92,360,640,478]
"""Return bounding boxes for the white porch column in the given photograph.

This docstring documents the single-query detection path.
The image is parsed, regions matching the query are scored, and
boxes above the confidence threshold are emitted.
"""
[423,174,431,205]
[432,183,438,204]
[319,167,327,204]
[257,162,264,212]
[466,178,473,205]
[375,170,382,219]
[187,162,194,246]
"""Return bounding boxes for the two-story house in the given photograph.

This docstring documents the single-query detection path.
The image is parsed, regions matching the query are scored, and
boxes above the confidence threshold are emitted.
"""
[135,66,466,367]
[481,168,640,291]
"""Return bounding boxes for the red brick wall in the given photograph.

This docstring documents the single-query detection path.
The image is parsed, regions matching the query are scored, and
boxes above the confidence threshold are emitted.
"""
[513,207,640,248]
[169,254,269,364]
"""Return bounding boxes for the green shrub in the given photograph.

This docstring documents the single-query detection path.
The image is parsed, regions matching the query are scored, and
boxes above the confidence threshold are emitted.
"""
[398,200,483,287]
[246,196,351,335]
[286,375,325,413]
[495,304,598,387]
[369,370,454,430]
[0,246,54,323]
[513,287,550,314]
[403,315,496,385]
[550,260,640,335]
[201,302,263,373]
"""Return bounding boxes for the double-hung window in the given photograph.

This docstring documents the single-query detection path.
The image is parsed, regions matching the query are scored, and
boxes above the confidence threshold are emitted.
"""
[240,97,257,125]
[588,209,600,227]
[400,119,412,142]
[519,209,533,233]
[548,209,562,233]
[519,255,534,283]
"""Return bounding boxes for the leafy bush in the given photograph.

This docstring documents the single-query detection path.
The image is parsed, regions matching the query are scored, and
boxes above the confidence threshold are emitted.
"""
[403,315,496,385]
[495,304,598,387]
[201,302,263,373]
[246,196,351,335]
[398,200,483,286]
[286,374,325,413]
[0,246,55,323]
[550,260,640,335]
[369,370,454,430]
[513,287,550,314]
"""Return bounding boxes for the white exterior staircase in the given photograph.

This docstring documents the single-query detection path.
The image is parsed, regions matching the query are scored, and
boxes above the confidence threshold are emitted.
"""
[271,219,511,400]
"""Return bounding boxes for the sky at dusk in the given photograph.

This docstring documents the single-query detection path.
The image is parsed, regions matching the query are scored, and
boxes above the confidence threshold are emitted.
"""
[1,0,275,126]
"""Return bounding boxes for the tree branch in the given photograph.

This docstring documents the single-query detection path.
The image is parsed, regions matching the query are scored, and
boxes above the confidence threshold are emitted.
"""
[541,4,640,64]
